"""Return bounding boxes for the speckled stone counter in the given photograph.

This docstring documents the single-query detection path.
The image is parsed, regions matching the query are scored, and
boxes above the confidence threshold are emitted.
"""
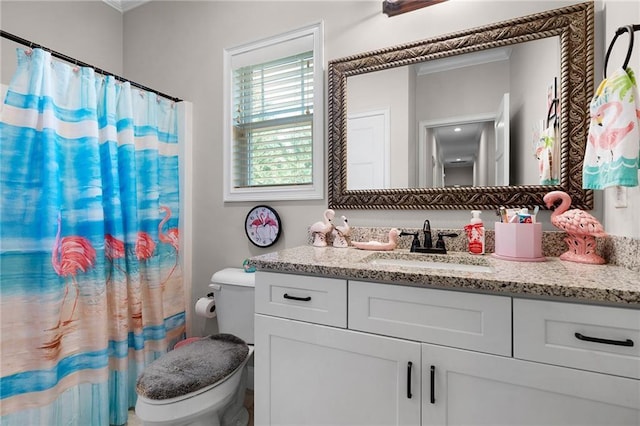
[249,246,640,307]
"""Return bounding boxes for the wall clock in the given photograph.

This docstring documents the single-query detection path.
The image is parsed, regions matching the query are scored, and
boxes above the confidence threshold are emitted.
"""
[244,205,282,248]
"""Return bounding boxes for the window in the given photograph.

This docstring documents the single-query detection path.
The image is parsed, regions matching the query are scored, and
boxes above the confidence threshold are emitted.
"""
[223,23,324,201]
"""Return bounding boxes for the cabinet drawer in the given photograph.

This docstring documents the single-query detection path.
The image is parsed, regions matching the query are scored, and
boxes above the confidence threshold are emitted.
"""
[255,271,347,327]
[514,299,640,379]
[349,281,512,356]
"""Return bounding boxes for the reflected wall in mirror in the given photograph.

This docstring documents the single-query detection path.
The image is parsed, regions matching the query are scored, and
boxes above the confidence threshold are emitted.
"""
[347,37,560,190]
[328,1,594,210]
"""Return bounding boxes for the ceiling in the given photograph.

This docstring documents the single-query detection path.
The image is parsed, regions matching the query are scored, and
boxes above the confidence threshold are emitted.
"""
[102,0,151,13]
[433,122,488,168]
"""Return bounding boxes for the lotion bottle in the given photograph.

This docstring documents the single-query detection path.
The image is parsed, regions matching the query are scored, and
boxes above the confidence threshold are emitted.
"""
[464,210,485,254]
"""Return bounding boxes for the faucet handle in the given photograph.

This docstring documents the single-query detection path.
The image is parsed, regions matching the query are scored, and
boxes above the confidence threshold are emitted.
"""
[435,232,458,252]
[399,231,420,252]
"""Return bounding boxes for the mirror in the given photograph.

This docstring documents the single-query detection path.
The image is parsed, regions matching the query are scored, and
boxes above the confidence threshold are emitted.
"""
[328,2,594,210]
[346,38,559,189]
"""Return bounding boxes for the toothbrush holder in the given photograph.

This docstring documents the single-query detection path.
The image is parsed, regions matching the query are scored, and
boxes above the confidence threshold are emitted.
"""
[493,222,545,262]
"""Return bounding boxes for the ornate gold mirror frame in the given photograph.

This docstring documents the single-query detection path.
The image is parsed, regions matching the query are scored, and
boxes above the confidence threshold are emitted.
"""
[328,2,594,210]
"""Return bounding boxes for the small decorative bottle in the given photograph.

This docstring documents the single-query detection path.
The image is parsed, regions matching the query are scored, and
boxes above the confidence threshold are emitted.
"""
[464,210,485,255]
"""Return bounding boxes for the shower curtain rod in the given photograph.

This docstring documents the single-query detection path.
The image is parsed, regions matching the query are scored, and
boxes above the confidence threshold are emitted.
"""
[1,30,182,103]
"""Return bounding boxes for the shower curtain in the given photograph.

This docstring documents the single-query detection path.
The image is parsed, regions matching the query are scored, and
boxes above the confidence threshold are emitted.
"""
[0,48,186,425]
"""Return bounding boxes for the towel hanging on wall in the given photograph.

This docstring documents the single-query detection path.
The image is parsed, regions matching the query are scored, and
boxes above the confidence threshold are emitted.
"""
[537,98,560,185]
[583,25,640,189]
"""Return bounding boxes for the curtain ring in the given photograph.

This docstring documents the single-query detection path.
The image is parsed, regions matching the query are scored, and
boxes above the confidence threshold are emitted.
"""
[604,25,635,79]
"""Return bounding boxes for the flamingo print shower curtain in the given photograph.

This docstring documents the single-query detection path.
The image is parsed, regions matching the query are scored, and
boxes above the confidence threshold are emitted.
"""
[0,48,185,425]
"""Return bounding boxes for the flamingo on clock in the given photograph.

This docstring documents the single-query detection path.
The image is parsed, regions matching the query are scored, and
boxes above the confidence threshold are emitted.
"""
[245,205,281,247]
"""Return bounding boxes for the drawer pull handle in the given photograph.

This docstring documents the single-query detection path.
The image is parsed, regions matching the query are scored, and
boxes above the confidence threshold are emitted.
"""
[407,362,412,399]
[283,293,311,302]
[430,365,436,404]
[574,332,634,347]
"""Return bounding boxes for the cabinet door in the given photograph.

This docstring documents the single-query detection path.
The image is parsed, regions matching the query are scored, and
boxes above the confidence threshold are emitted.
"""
[422,344,640,426]
[255,314,421,426]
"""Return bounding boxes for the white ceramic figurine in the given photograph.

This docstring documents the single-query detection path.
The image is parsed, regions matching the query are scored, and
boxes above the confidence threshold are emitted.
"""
[332,215,351,248]
[309,209,335,247]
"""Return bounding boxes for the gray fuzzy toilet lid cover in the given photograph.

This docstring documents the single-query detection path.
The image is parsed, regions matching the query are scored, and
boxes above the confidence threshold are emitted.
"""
[136,334,250,400]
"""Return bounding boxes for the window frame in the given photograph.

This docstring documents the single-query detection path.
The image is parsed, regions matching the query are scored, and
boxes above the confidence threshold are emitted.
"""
[223,22,324,202]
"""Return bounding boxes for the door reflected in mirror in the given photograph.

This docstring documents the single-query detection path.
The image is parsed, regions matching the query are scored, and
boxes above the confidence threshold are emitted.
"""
[346,36,559,190]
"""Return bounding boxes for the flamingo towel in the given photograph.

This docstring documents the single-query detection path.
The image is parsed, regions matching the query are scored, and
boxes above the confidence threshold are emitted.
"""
[583,68,640,189]
[537,124,560,185]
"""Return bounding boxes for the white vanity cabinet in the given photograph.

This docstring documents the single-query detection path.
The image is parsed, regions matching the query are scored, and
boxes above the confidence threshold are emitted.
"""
[254,271,421,425]
[421,343,640,425]
[254,271,640,426]
[254,314,421,426]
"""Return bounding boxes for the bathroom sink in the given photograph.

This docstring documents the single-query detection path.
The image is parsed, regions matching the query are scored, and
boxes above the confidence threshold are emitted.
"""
[363,252,493,273]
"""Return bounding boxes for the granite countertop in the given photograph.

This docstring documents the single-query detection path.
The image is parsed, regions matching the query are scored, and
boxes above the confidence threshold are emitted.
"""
[249,246,640,307]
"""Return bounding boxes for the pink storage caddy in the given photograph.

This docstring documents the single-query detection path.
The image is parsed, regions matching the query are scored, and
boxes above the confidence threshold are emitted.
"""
[492,222,545,262]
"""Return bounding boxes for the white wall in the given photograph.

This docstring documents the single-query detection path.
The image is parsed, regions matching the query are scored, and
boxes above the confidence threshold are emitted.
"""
[510,36,560,186]
[416,60,509,122]
[3,1,638,336]
[1,1,123,82]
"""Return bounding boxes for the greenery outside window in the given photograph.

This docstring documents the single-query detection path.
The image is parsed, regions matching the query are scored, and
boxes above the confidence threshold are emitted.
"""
[223,23,324,201]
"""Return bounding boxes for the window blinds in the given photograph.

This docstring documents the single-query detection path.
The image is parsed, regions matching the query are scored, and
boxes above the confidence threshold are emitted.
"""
[233,51,314,188]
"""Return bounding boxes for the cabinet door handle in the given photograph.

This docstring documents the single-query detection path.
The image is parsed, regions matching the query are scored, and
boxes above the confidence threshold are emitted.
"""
[574,332,634,347]
[430,365,436,404]
[407,362,412,399]
[283,293,311,302]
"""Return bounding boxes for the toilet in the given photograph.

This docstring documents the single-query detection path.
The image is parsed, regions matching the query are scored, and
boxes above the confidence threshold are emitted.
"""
[135,268,255,426]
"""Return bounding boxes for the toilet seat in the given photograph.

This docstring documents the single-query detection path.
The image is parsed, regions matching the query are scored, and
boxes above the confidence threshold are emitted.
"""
[135,346,254,425]
[136,334,250,401]
[139,346,254,406]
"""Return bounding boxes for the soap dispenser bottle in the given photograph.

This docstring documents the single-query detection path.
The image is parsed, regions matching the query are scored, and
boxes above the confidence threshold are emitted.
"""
[464,210,485,255]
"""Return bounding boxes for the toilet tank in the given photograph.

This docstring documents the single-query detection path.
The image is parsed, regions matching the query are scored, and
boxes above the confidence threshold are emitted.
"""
[209,268,255,344]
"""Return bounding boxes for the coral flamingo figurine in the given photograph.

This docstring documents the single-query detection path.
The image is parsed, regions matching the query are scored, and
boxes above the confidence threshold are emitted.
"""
[51,213,97,328]
[352,228,400,251]
[309,209,335,247]
[543,191,607,264]
[332,215,351,248]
